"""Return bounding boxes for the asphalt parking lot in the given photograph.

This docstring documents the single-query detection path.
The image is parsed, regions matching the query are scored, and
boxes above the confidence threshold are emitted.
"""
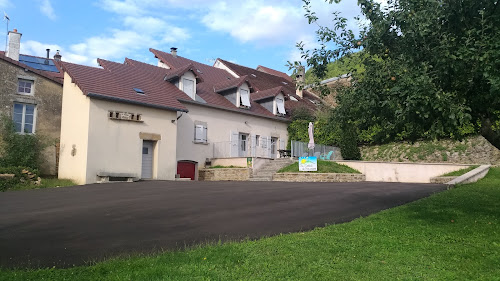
[0,180,446,268]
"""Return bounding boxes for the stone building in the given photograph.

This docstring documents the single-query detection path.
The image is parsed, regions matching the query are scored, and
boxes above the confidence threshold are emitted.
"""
[0,29,64,175]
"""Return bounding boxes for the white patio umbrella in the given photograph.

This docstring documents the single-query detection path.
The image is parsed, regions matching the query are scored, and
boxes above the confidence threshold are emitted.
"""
[307,122,315,151]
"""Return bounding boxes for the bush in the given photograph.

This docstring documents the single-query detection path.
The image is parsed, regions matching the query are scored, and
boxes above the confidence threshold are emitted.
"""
[0,166,39,191]
[339,123,361,160]
[0,115,44,170]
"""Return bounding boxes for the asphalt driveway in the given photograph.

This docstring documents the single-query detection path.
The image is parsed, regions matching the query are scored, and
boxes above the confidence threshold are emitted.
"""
[0,180,446,268]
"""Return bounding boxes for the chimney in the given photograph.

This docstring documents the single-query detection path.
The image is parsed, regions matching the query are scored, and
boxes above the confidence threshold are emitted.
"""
[46,48,50,59]
[6,29,22,61]
[53,50,62,61]
[295,66,305,98]
[170,47,177,57]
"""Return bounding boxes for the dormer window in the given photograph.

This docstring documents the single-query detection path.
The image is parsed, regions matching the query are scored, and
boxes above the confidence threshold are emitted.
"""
[276,97,286,115]
[240,89,251,107]
[182,77,195,99]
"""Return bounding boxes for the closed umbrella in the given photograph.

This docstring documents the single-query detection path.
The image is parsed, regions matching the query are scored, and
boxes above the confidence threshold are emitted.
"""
[308,122,315,152]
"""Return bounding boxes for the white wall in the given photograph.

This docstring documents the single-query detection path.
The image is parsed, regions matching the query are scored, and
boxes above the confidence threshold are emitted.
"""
[213,59,239,78]
[176,103,289,166]
[58,73,91,184]
[336,161,473,183]
[85,99,178,184]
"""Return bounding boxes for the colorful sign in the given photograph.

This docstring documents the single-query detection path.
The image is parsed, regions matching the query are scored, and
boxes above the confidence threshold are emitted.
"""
[299,156,317,172]
[247,157,253,168]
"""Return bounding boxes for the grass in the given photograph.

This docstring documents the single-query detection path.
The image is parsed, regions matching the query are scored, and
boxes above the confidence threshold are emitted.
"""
[1,168,499,280]
[441,165,480,177]
[277,160,361,174]
[209,165,246,169]
[7,178,76,191]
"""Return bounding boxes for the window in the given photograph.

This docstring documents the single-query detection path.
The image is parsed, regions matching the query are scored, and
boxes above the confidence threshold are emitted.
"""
[255,135,260,146]
[13,103,36,134]
[194,124,207,143]
[133,88,145,95]
[276,98,286,115]
[240,89,251,107]
[18,79,33,95]
[182,78,195,99]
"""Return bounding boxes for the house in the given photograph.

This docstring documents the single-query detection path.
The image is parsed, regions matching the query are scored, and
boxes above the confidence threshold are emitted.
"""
[58,47,321,184]
[0,29,64,175]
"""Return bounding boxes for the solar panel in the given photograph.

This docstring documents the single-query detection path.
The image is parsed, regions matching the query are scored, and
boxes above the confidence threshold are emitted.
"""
[19,55,59,73]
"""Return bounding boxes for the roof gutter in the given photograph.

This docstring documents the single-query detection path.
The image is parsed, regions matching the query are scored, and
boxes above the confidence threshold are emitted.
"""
[178,98,290,123]
[87,92,189,113]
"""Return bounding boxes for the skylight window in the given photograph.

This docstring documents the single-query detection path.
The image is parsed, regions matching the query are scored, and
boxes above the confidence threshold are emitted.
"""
[290,96,298,101]
[196,69,203,74]
[133,88,145,95]
[251,74,257,77]
[282,81,288,85]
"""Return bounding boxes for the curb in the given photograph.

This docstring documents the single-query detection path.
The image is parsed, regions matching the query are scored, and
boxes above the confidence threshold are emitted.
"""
[446,165,491,187]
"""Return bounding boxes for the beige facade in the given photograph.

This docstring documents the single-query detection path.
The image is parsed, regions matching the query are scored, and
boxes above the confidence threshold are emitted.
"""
[59,73,178,185]
[176,102,289,167]
[0,58,62,175]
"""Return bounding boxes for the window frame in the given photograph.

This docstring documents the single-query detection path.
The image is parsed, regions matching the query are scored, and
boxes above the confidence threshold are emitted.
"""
[276,97,286,115]
[18,79,34,95]
[12,103,37,134]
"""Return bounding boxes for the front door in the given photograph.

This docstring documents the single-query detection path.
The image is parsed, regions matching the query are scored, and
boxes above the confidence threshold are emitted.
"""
[141,140,154,179]
[271,137,278,158]
[239,133,248,157]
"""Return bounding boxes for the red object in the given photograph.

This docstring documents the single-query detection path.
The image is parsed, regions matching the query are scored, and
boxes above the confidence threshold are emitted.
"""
[177,161,196,180]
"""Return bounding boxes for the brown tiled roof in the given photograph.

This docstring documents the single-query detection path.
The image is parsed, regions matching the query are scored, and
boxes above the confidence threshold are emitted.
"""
[213,75,252,93]
[257,65,293,82]
[0,51,63,85]
[61,59,188,112]
[252,86,285,102]
[216,59,322,113]
[163,63,204,83]
[150,48,282,119]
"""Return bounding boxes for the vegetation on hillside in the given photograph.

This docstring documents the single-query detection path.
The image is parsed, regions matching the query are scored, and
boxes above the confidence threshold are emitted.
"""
[3,168,499,280]
[290,0,500,149]
[304,51,366,84]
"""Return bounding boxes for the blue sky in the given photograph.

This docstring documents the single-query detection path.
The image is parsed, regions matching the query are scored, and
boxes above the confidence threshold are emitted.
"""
[1,0,369,74]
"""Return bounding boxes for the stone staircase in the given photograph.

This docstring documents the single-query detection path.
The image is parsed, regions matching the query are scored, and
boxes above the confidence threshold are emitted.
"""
[249,158,296,181]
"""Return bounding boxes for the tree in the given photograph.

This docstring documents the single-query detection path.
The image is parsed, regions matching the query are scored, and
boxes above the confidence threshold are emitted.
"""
[293,0,500,148]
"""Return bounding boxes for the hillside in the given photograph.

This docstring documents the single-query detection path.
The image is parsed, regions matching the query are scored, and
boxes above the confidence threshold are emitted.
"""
[305,51,366,84]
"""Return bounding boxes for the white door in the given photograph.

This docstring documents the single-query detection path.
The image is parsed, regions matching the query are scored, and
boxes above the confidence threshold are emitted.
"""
[142,140,154,179]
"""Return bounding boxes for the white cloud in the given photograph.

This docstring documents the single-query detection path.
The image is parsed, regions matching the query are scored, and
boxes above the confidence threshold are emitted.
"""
[0,0,10,10]
[39,0,56,20]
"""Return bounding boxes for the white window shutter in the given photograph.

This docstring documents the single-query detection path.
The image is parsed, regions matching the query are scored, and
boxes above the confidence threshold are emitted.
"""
[240,89,251,107]
[202,126,207,142]
[195,125,204,142]
[250,134,256,157]
[267,136,272,158]
[276,98,286,114]
[280,139,285,151]
[230,131,239,157]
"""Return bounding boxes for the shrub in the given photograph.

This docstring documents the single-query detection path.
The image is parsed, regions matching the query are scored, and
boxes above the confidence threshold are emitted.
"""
[339,123,361,160]
[0,115,44,170]
[0,166,39,191]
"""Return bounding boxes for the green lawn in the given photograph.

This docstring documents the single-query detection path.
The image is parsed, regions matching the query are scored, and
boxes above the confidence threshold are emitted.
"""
[1,169,499,280]
[7,178,76,191]
[441,165,480,177]
[278,160,361,174]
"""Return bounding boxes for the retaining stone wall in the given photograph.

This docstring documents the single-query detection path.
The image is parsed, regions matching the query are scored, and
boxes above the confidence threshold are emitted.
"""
[273,173,365,182]
[199,168,251,181]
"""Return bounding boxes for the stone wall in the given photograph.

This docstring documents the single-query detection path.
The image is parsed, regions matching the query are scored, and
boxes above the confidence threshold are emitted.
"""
[273,173,365,182]
[0,59,63,175]
[199,168,251,181]
[361,135,500,165]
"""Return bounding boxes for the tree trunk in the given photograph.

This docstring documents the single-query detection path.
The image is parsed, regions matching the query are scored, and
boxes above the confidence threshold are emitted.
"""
[481,118,500,150]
